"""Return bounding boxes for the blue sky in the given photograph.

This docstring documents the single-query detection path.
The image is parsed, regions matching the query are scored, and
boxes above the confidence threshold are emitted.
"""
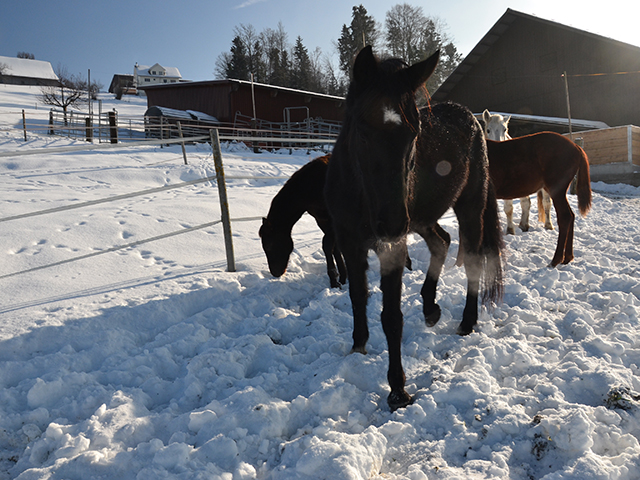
[1,0,638,88]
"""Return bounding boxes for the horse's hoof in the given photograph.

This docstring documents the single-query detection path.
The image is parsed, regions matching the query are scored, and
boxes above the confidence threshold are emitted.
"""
[506,227,515,235]
[330,279,341,288]
[456,323,474,336]
[350,345,367,355]
[520,225,529,232]
[424,304,441,327]
[388,390,413,411]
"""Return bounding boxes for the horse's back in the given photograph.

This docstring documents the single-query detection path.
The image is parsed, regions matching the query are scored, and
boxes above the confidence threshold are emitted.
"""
[411,102,487,224]
[487,132,586,198]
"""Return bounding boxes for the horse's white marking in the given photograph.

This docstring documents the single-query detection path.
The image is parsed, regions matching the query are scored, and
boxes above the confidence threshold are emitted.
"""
[383,106,402,125]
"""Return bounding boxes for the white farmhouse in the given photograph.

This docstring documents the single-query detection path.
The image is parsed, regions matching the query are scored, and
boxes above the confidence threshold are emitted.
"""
[133,63,182,92]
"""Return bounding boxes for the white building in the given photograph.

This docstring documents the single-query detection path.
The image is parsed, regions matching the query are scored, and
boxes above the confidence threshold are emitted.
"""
[133,63,182,91]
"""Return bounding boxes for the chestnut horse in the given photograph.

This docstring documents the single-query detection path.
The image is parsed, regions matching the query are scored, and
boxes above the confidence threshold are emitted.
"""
[487,132,592,267]
[325,46,503,410]
[482,110,553,234]
[259,155,347,288]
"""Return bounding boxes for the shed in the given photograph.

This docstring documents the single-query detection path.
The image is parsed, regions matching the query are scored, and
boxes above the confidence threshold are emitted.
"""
[0,55,59,86]
[144,106,219,139]
[140,79,345,127]
[433,9,640,129]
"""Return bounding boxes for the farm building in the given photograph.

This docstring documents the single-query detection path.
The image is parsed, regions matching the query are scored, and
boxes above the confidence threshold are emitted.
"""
[432,8,640,182]
[432,9,640,133]
[108,74,135,96]
[140,79,345,133]
[0,55,59,86]
[143,106,218,139]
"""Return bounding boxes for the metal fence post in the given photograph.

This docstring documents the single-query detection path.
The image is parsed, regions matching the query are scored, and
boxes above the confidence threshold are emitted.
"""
[210,128,236,272]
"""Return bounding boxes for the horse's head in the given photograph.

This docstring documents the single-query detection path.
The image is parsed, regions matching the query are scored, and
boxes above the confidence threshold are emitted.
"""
[342,46,439,242]
[259,217,293,277]
[482,109,511,141]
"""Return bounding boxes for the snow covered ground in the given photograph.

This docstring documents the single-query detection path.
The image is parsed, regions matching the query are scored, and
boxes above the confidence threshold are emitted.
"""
[1,84,640,479]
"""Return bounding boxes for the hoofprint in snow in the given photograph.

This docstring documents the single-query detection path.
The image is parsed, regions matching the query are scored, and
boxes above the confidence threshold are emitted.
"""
[1,84,640,479]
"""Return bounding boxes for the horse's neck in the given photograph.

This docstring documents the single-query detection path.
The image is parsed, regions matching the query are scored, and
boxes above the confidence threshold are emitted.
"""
[267,182,307,230]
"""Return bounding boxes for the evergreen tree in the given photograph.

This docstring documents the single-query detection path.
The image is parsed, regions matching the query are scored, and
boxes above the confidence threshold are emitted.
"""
[291,36,312,90]
[337,5,379,78]
[227,36,250,80]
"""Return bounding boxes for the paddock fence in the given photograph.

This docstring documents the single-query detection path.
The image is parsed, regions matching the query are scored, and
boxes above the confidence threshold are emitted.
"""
[5,105,340,150]
[0,129,336,281]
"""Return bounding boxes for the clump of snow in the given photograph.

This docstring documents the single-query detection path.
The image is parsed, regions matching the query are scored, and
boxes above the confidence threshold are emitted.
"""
[1,85,640,479]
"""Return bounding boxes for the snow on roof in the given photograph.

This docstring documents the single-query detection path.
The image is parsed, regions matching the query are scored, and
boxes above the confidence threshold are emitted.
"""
[136,63,181,79]
[0,55,58,80]
[476,111,609,130]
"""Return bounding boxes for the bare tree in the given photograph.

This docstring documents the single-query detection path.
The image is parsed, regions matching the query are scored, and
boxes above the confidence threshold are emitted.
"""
[0,62,9,76]
[384,3,462,93]
[39,65,87,124]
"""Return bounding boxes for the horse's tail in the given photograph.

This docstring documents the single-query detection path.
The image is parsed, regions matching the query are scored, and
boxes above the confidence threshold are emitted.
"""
[537,190,546,223]
[575,146,592,217]
[481,179,504,306]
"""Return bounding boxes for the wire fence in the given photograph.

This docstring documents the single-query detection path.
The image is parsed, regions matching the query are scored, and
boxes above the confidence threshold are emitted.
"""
[2,104,340,152]
[0,129,336,280]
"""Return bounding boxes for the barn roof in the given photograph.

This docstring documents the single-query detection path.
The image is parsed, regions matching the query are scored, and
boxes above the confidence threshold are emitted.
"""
[433,9,640,102]
[141,78,345,102]
[0,55,58,81]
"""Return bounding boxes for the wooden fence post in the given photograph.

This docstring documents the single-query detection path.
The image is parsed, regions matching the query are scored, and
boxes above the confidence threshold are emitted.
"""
[85,117,93,142]
[210,128,236,272]
[22,110,27,141]
[108,111,118,144]
[177,121,188,165]
[49,110,54,135]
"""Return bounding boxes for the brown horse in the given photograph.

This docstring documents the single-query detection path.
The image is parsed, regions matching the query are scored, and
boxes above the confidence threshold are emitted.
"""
[259,155,347,288]
[487,132,592,267]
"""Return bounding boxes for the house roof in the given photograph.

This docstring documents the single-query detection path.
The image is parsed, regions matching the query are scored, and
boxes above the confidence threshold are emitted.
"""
[0,55,58,81]
[136,63,181,79]
[433,9,640,102]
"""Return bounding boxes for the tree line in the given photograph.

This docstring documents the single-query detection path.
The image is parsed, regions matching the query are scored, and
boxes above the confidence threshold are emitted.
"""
[215,3,463,97]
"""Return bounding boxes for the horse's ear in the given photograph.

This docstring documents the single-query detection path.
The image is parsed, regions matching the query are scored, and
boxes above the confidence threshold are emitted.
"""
[505,115,511,125]
[483,110,491,124]
[353,45,377,86]
[406,49,439,92]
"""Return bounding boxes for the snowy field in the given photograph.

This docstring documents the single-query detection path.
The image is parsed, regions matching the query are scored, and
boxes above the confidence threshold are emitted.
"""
[1,84,640,479]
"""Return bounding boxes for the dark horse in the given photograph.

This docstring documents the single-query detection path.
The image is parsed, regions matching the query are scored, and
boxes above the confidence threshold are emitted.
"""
[486,133,592,267]
[259,155,347,288]
[325,46,504,410]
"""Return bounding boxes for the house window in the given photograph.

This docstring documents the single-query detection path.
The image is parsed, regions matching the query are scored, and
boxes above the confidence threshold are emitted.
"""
[144,78,150,82]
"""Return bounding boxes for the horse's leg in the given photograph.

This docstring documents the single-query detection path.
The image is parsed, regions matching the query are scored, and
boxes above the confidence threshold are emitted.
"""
[542,190,554,230]
[334,245,348,286]
[378,241,412,410]
[340,241,370,353]
[504,199,516,234]
[321,234,342,288]
[415,224,451,326]
[549,194,575,267]
[454,204,484,335]
[518,195,531,232]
